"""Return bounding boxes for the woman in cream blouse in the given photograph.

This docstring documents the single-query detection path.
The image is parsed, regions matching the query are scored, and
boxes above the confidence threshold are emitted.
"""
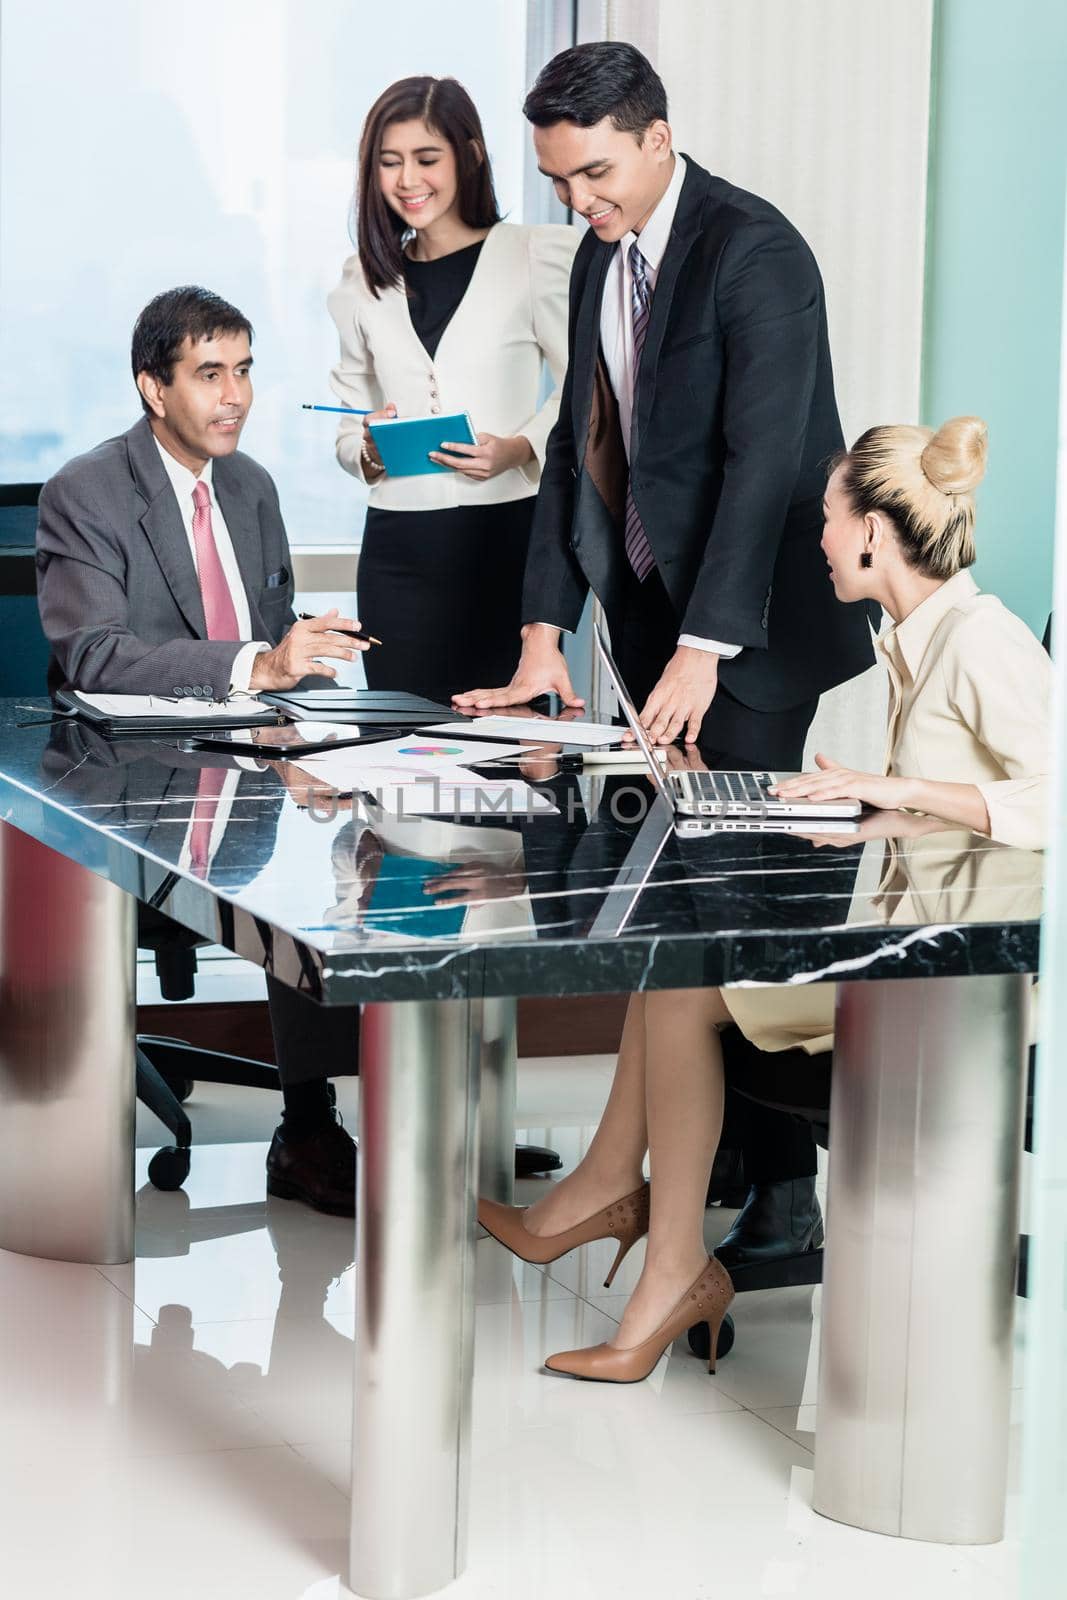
[479,414,1053,1383]
[327,75,579,703]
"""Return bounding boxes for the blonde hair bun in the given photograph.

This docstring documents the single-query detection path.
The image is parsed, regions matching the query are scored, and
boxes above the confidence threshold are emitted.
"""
[920,415,988,496]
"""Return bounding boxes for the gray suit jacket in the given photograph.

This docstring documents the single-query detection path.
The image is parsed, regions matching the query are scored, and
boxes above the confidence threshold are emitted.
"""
[36,416,296,698]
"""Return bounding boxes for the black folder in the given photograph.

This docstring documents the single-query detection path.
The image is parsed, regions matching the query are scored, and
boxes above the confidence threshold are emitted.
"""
[258,689,468,726]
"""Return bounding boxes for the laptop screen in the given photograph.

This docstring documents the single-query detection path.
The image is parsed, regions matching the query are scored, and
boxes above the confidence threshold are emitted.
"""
[593,623,676,812]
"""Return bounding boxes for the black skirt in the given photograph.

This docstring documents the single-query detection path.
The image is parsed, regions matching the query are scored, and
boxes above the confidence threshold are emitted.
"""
[357,498,534,704]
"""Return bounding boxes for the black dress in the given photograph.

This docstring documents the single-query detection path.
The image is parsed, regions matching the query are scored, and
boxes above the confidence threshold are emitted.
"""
[358,240,535,704]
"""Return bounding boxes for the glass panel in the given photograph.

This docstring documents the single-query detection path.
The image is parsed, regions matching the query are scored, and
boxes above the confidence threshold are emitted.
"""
[0,0,528,545]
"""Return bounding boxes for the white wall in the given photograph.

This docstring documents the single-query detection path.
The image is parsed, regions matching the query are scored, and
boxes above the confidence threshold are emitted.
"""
[604,0,936,769]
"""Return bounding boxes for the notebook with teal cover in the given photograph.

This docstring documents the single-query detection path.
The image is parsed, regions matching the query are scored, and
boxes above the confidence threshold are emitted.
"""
[362,856,466,939]
[368,412,477,478]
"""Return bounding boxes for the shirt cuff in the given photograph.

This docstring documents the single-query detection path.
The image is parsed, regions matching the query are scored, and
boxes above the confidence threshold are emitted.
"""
[230,641,271,693]
[530,620,575,636]
[678,634,743,659]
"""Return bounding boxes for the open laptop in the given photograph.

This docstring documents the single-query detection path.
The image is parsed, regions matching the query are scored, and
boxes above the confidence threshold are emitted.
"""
[594,624,861,835]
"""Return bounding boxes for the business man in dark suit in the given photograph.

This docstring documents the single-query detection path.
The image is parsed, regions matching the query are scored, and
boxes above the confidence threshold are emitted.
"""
[36,285,367,1214]
[457,43,876,1269]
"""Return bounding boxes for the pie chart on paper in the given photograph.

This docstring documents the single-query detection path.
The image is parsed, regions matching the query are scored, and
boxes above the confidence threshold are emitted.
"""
[397,745,465,758]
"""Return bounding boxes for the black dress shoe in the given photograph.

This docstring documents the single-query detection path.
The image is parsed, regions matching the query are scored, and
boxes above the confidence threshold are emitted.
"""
[514,1143,562,1178]
[266,1116,356,1217]
[714,1177,824,1290]
[706,1145,747,1208]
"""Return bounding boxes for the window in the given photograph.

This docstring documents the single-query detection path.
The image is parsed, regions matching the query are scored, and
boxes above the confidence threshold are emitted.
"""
[0,0,528,546]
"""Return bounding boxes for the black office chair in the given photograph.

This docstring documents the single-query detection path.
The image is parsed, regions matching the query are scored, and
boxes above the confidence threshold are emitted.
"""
[0,482,280,1191]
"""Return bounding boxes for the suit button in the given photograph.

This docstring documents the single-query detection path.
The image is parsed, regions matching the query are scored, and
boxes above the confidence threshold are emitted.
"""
[173,686,183,696]
[430,403,441,414]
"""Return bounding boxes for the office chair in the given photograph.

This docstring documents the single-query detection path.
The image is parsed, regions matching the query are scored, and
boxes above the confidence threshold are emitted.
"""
[0,482,280,1191]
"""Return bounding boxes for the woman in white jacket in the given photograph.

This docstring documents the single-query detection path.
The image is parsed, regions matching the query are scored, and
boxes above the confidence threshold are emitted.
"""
[327,75,579,702]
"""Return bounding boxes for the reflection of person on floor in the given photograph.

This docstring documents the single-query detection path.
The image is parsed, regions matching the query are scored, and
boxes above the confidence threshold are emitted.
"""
[480,415,1051,1382]
[138,1198,356,1445]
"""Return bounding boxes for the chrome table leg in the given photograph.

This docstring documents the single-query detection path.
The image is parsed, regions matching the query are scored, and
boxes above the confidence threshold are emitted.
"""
[476,995,516,1204]
[814,973,1029,1543]
[351,997,481,1599]
[0,821,136,1264]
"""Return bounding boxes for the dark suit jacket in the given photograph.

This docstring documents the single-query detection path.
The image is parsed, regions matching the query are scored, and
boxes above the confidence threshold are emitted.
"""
[523,155,875,712]
[36,416,296,699]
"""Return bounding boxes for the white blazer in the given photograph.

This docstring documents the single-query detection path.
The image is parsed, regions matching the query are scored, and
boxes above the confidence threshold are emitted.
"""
[326,221,580,511]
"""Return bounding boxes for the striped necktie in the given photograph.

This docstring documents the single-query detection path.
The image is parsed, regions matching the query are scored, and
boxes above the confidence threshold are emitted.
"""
[623,241,656,582]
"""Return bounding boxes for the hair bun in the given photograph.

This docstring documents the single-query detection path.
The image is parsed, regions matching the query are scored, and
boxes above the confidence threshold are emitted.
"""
[920,415,988,496]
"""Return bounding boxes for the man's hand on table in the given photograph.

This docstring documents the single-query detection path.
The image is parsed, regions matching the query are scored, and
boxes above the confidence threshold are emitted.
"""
[452,624,585,712]
[622,646,720,747]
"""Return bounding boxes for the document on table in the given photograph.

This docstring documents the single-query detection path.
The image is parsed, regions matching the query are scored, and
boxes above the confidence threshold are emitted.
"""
[69,690,271,719]
[296,747,558,816]
[422,716,624,747]
[298,733,532,772]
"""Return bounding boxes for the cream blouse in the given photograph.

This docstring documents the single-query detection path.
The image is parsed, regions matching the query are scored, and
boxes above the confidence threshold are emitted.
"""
[877,569,1050,851]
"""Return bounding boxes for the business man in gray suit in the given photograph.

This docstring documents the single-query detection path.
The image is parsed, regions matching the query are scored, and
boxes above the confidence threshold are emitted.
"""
[36,285,366,1215]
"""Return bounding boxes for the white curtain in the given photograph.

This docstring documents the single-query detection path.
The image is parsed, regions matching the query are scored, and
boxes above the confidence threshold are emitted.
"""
[601,0,935,769]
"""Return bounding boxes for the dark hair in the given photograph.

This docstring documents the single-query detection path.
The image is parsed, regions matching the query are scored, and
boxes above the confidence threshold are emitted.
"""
[523,42,668,135]
[131,286,253,415]
[354,76,501,297]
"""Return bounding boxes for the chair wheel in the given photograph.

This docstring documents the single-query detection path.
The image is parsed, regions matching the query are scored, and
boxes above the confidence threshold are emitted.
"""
[148,1145,191,1191]
[687,1312,735,1363]
[160,1074,194,1104]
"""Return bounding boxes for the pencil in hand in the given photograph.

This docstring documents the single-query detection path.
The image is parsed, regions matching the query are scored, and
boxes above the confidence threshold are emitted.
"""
[298,612,382,647]
[301,403,371,415]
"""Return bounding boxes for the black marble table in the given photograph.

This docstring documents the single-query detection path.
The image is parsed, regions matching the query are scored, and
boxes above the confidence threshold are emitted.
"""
[0,701,1044,1590]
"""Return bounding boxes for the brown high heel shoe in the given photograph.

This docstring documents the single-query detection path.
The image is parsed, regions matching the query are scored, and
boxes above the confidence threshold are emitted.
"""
[543,1256,734,1383]
[477,1182,650,1289]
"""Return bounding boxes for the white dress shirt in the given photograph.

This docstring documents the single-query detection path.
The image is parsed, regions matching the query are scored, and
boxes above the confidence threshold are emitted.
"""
[598,155,740,660]
[154,439,268,692]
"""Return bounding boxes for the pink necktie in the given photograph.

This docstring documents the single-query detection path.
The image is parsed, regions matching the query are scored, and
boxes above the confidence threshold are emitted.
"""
[192,480,240,639]
[189,765,228,877]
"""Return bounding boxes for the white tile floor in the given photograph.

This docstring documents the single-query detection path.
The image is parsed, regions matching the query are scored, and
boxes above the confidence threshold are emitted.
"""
[0,1057,1023,1599]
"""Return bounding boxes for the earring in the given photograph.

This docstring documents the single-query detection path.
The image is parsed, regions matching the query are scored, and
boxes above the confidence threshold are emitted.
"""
[860,553,873,569]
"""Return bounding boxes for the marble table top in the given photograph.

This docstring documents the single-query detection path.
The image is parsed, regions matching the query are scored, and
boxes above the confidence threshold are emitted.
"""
[0,702,1042,1004]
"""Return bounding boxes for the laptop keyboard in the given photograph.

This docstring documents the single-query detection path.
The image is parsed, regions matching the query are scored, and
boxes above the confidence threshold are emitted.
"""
[672,769,776,812]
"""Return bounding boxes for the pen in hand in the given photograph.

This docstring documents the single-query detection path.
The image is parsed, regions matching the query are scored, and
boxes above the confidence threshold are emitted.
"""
[298,612,382,647]
[301,403,371,415]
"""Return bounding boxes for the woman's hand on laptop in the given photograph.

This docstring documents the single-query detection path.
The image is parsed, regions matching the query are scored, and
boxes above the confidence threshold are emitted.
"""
[771,754,913,811]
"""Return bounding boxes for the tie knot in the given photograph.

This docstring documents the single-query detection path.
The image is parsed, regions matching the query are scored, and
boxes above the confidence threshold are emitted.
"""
[192,479,210,511]
[629,242,648,282]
